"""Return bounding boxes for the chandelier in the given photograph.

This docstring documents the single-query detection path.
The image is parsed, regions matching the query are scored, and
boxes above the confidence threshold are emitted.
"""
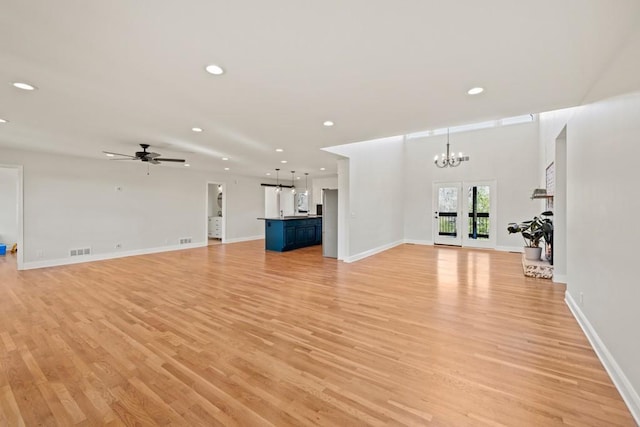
[434,128,470,168]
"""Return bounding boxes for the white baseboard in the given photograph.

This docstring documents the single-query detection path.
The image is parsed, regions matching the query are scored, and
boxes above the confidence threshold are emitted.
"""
[565,291,640,424]
[496,245,524,253]
[21,242,207,270]
[553,274,567,284]
[224,235,264,244]
[403,239,434,246]
[345,240,404,263]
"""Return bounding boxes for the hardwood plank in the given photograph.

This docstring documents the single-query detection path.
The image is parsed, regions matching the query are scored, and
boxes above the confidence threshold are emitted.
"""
[0,243,635,425]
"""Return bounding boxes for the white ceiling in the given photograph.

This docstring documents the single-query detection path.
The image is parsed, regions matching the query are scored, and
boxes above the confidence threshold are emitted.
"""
[1,0,639,178]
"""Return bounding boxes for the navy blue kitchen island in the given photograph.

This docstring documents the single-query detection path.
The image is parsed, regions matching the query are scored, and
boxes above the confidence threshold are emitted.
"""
[260,216,322,252]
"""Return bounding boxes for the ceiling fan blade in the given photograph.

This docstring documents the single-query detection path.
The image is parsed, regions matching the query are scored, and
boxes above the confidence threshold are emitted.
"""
[110,158,138,161]
[156,158,186,162]
[103,151,136,158]
[146,152,161,159]
[149,159,161,165]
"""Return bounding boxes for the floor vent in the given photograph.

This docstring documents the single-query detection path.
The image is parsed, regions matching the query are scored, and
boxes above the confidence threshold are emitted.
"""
[179,238,192,245]
[70,247,91,257]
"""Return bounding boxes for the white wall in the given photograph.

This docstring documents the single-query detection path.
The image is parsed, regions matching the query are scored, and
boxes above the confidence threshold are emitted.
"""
[311,175,338,208]
[404,122,540,250]
[207,184,215,217]
[0,148,267,267]
[540,107,577,180]
[552,133,567,281]
[207,183,224,218]
[327,136,405,259]
[337,159,349,260]
[0,167,19,245]
[280,190,294,216]
[539,109,577,281]
[545,91,640,420]
[538,23,640,419]
[264,187,279,218]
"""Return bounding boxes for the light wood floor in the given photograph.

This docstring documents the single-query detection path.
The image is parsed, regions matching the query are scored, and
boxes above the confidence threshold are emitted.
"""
[0,242,634,426]
[207,238,222,247]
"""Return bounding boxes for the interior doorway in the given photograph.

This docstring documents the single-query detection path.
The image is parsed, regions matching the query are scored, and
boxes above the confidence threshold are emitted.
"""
[553,127,567,282]
[433,180,497,248]
[206,182,226,245]
[0,165,23,269]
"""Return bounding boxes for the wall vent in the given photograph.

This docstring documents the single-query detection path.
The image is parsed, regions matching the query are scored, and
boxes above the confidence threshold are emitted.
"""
[179,238,192,245]
[70,247,91,257]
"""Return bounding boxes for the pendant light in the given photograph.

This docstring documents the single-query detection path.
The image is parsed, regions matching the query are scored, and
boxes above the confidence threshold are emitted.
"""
[275,168,281,192]
[304,173,309,195]
[291,171,296,193]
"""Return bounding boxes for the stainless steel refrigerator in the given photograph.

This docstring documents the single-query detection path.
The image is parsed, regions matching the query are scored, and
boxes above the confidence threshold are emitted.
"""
[322,189,338,258]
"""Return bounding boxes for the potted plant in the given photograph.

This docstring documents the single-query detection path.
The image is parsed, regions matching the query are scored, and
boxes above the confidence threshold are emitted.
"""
[507,211,553,261]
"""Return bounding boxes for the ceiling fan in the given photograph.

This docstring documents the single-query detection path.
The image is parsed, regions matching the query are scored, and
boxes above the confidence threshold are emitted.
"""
[103,144,186,164]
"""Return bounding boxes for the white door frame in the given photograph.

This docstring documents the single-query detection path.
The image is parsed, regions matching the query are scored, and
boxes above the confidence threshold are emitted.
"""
[433,182,463,246]
[205,181,226,243]
[461,180,497,249]
[433,180,497,249]
[0,164,24,270]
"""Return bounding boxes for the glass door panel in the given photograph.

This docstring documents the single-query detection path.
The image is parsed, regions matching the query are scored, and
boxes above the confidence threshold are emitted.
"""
[433,183,462,246]
[462,181,496,249]
[468,185,490,240]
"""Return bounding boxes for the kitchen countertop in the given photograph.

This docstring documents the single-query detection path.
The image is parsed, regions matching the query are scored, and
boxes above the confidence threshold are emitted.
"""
[257,215,322,221]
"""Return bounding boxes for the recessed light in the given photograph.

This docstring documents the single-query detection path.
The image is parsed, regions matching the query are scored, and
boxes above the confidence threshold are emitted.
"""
[280,160,287,164]
[0,118,7,123]
[323,121,334,127]
[192,127,203,132]
[266,172,271,176]
[275,148,284,152]
[222,157,229,161]
[224,167,230,171]
[467,87,484,95]
[320,167,326,171]
[184,164,190,167]
[296,177,301,180]
[106,153,115,157]
[205,64,225,75]
[13,82,36,91]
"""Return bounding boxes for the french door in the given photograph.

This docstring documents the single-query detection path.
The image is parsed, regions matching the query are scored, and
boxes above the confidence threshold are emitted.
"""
[433,183,462,245]
[433,181,496,248]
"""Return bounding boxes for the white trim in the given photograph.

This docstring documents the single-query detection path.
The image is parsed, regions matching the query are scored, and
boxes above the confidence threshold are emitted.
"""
[0,164,24,270]
[565,291,640,424]
[205,181,226,243]
[496,246,524,253]
[403,239,434,246]
[22,242,206,270]
[433,182,463,246]
[461,180,497,250]
[224,235,264,244]
[345,240,404,263]
[552,274,567,284]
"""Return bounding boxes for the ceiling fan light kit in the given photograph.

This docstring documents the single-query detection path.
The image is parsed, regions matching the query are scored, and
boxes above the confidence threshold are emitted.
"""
[103,144,186,165]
